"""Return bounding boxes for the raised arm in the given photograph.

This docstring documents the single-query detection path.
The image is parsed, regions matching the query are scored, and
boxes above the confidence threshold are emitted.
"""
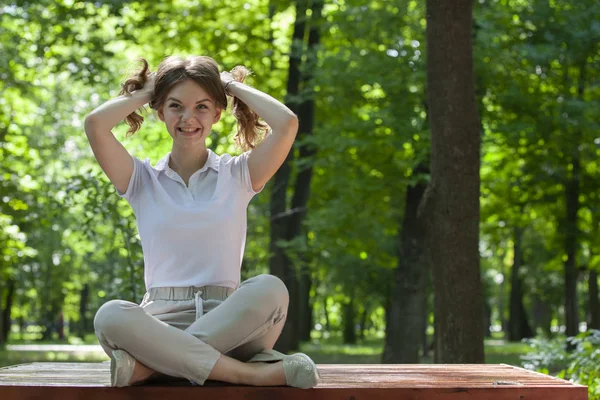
[225,80,299,192]
[84,76,154,194]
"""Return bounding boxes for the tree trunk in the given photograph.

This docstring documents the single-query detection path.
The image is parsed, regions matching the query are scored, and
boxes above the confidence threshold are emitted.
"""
[270,0,307,353]
[422,281,430,357]
[78,284,89,337]
[589,270,600,330]
[384,288,391,337]
[483,298,492,338]
[2,279,15,343]
[343,298,356,345]
[532,294,552,337]
[508,227,533,341]
[272,0,324,352]
[57,310,65,341]
[422,0,485,363]
[382,164,428,363]
[0,285,3,346]
[18,315,25,339]
[563,63,586,339]
[42,311,53,341]
[323,298,330,332]
[41,258,57,342]
[298,270,313,341]
[564,156,580,338]
[496,248,507,336]
[288,0,323,347]
[358,305,369,341]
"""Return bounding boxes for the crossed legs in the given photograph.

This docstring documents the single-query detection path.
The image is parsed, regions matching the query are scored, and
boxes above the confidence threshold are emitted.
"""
[94,274,289,385]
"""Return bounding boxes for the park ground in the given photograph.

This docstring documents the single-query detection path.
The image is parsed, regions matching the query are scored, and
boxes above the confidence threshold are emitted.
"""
[0,333,530,369]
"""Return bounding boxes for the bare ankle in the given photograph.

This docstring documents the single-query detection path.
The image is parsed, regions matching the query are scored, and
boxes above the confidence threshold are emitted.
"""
[129,361,155,385]
[207,354,283,386]
[242,363,262,386]
[249,361,285,387]
[239,363,261,386]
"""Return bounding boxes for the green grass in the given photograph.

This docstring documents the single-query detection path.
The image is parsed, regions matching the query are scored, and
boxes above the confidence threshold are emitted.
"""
[483,340,532,366]
[0,333,109,368]
[6,333,100,345]
[0,349,109,368]
[0,335,533,369]
[301,337,532,365]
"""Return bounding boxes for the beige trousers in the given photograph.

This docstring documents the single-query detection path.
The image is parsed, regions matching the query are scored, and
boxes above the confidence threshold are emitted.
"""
[93,274,289,385]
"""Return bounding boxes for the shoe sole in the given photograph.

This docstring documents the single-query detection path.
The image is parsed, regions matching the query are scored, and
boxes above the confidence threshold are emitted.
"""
[111,349,132,387]
[110,351,119,387]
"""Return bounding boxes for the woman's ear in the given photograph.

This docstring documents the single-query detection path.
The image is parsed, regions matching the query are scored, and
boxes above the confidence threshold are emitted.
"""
[213,107,223,124]
[157,106,165,122]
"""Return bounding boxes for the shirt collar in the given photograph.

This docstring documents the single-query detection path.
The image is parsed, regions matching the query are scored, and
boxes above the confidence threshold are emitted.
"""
[155,149,220,174]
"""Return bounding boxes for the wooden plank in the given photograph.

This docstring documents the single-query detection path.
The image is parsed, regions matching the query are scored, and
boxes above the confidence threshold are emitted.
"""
[0,386,589,400]
[0,363,588,400]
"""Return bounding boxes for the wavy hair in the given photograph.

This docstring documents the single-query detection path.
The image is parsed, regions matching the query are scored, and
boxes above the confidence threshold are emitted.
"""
[119,56,269,150]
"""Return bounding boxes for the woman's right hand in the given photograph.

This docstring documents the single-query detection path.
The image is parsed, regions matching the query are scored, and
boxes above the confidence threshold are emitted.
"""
[139,72,156,96]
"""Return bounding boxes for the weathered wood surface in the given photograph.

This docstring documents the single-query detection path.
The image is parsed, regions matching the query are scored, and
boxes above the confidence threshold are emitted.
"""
[0,362,588,399]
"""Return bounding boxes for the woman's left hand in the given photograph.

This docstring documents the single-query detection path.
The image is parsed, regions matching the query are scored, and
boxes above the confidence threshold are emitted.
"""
[220,71,234,86]
[220,71,236,96]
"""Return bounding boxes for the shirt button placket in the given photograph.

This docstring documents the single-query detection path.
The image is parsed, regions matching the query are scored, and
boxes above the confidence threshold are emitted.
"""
[187,181,195,202]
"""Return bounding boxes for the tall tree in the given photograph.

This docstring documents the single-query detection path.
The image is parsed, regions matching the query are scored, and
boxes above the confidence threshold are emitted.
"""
[269,0,309,353]
[382,163,428,363]
[589,269,600,330]
[293,0,324,343]
[421,0,485,362]
[507,227,534,341]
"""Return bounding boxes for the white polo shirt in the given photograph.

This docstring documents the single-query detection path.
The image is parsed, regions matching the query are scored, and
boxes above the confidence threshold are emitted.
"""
[118,149,262,290]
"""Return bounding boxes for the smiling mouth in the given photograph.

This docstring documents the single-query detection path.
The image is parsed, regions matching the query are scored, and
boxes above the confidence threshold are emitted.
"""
[177,127,201,135]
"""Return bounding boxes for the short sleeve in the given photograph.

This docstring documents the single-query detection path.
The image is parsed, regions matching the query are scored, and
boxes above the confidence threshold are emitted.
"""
[116,155,145,203]
[231,151,264,196]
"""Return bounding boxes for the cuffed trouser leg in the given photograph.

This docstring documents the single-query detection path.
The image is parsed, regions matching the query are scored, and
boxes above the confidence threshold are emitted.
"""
[94,300,221,385]
[185,274,289,362]
[93,274,290,385]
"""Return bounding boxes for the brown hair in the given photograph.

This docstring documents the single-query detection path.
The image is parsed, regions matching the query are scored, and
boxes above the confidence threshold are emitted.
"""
[119,56,269,151]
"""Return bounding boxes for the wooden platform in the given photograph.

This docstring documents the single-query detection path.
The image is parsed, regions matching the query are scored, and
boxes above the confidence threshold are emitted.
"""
[0,362,588,399]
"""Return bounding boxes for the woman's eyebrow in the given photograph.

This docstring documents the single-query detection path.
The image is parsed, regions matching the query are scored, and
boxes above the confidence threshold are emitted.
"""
[167,97,212,104]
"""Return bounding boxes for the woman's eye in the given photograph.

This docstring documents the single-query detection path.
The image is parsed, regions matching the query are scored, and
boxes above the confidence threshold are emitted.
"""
[169,104,206,109]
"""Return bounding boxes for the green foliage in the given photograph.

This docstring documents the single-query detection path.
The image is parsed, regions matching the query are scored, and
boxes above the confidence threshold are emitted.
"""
[0,1,598,384]
[523,331,600,399]
[521,335,570,374]
[477,0,600,333]
[568,331,600,398]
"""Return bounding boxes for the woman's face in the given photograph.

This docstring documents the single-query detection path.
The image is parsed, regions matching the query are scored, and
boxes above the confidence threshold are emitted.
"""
[158,79,222,147]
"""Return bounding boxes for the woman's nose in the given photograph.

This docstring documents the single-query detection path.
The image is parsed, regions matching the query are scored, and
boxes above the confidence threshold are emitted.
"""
[181,109,195,121]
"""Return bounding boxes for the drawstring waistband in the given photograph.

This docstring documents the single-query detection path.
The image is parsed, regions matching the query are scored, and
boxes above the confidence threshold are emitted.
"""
[145,285,235,301]
[195,291,203,320]
[143,285,235,320]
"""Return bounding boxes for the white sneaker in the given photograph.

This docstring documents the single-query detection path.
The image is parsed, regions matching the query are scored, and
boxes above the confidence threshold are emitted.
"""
[111,349,136,387]
[248,349,320,389]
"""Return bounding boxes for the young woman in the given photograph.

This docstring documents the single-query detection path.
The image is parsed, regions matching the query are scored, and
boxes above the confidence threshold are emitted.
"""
[86,56,319,389]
